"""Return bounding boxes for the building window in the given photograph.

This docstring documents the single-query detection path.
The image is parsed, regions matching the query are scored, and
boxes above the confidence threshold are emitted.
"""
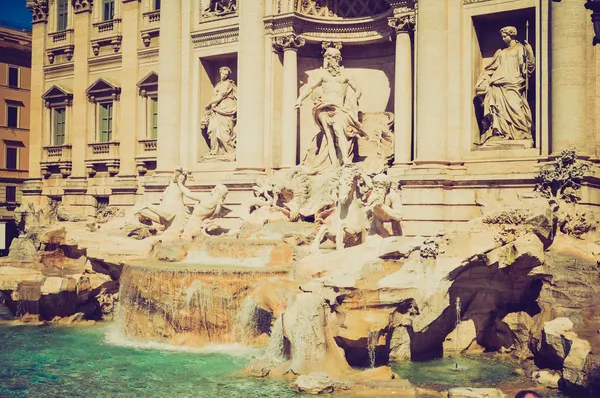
[53,107,66,145]
[103,0,115,21]
[154,0,161,10]
[6,186,16,203]
[99,102,113,142]
[57,0,69,31]
[7,66,19,88]
[6,104,18,128]
[150,97,158,139]
[5,146,18,170]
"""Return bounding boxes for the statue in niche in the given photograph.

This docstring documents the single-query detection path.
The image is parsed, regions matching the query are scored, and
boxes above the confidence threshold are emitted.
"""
[178,182,229,239]
[201,66,237,161]
[474,26,535,146]
[295,46,367,170]
[202,0,237,17]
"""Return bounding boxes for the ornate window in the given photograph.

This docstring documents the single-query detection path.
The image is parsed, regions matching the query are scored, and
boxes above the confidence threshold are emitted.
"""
[294,0,389,19]
[86,78,121,142]
[42,85,73,146]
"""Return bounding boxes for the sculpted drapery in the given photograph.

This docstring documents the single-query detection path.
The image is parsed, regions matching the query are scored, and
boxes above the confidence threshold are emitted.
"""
[475,26,535,145]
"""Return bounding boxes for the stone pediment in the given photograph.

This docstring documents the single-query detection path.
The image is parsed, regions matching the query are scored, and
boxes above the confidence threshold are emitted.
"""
[137,71,158,96]
[86,78,121,102]
[42,85,73,107]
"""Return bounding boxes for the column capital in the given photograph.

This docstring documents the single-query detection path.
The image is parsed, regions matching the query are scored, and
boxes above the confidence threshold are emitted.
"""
[71,0,94,14]
[388,15,415,34]
[26,0,49,24]
[272,34,306,52]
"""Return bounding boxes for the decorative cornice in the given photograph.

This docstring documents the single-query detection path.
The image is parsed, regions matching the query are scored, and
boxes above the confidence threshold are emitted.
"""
[191,25,239,48]
[71,0,93,14]
[272,33,305,52]
[26,0,49,24]
[386,0,417,16]
[265,12,395,43]
[388,15,415,34]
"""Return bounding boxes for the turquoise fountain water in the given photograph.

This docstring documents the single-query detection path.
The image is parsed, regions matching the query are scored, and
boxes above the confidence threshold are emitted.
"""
[0,324,294,398]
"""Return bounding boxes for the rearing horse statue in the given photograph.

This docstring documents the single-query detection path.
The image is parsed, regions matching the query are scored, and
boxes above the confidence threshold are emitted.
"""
[311,165,370,252]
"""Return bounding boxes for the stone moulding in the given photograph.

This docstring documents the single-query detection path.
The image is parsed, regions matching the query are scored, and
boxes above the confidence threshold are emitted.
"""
[264,11,396,43]
[191,25,239,48]
[71,0,93,14]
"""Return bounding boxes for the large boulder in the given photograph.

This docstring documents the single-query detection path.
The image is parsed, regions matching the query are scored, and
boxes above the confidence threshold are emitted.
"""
[443,320,477,357]
[447,387,505,398]
[562,333,592,389]
[294,372,349,395]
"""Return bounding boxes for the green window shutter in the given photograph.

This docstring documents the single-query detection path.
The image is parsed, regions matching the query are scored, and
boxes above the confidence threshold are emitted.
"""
[53,107,66,145]
[57,0,68,31]
[151,98,158,139]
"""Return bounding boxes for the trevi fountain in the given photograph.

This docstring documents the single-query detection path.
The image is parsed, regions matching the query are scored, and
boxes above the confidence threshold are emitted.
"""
[3,0,600,397]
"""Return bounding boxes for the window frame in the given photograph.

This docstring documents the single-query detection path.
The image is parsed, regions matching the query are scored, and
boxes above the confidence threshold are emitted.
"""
[56,0,69,31]
[5,186,16,203]
[7,65,19,88]
[149,96,158,140]
[103,0,115,21]
[52,107,67,146]
[6,103,19,128]
[154,0,161,11]
[4,145,19,170]
[98,101,113,142]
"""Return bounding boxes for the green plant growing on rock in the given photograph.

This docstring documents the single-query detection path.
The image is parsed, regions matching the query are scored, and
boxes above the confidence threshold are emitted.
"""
[535,149,590,204]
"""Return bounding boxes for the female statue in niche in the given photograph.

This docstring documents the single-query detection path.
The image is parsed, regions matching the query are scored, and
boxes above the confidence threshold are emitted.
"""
[475,26,535,146]
[201,66,237,161]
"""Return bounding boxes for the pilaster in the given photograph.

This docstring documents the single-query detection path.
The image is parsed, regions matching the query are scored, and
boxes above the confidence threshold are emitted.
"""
[273,33,305,168]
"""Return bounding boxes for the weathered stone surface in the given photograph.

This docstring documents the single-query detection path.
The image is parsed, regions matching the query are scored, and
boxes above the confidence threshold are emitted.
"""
[443,320,477,357]
[447,387,505,398]
[294,372,349,395]
[532,370,560,389]
[389,325,411,361]
[538,317,574,366]
[501,311,535,359]
[562,333,592,388]
[7,237,39,260]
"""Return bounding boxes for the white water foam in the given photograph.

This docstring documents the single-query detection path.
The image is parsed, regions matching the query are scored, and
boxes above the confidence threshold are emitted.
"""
[103,324,262,357]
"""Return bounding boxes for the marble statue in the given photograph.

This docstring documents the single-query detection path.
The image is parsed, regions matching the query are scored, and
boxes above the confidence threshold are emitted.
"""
[311,165,370,252]
[365,174,403,237]
[475,26,535,145]
[126,168,190,233]
[295,47,367,170]
[179,182,229,239]
[201,66,237,160]
[202,0,237,17]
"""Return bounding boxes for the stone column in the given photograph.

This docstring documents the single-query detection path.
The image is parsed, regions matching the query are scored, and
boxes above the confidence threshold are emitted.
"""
[414,0,448,164]
[71,0,93,178]
[157,0,182,170]
[118,0,140,177]
[388,15,414,166]
[25,1,49,179]
[237,0,266,170]
[273,34,305,168]
[550,1,589,155]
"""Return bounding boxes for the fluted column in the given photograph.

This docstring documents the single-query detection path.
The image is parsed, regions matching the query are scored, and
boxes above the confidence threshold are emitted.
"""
[414,0,448,164]
[551,0,589,155]
[26,0,49,179]
[157,0,182,170]
[388,15,414,165]
[273,34,305,168]
[237,0,266,170]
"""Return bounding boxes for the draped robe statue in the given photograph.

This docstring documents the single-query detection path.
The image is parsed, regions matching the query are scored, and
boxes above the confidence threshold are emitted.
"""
[475,26,535,145]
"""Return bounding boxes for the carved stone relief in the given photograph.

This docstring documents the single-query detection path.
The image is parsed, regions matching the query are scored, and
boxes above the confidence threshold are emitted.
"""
[201,0,237,18]
[26,0,49,23]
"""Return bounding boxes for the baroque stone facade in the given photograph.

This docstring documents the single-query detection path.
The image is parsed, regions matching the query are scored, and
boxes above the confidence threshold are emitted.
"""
[22,0,600,236]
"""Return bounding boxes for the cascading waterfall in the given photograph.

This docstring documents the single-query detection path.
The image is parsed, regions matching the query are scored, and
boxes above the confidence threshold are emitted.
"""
[263,316,286,362]
[118,264,287,347]
[368,330,379,368]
